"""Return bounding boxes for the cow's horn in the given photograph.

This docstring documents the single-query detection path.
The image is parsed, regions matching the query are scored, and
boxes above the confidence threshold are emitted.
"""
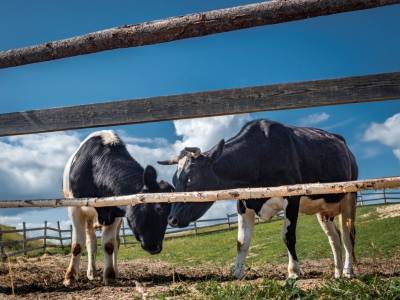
[184,147,201,154]
[157,149,189,165]
[157,158,179,165]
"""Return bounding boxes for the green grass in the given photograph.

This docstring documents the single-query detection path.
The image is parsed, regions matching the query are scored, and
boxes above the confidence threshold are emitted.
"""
[105,205,400,267]
[0,224,42,253]
[157,276,400,299]
[26,204,400,298]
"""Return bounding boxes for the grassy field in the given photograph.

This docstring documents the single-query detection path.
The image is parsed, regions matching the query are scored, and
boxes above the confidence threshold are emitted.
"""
[100,205,400,266]
[15,204,400,299]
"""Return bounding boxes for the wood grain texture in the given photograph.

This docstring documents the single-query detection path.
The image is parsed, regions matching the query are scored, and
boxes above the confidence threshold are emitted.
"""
[1,0,399,68]
[0,177,399,208]
[0,72,399,137]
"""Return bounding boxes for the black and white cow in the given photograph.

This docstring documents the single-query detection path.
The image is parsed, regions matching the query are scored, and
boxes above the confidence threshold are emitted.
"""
[159,119,358,279]
[63,131,173,286]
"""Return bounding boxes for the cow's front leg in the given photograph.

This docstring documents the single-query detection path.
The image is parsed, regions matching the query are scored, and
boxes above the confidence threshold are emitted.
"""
[64,208,86,286]
[340,193,357,278]
[86,217,97,280]
[283,196,300,279]
[113,218,123,278]
[102,219,120,285]
[233,202,255,279]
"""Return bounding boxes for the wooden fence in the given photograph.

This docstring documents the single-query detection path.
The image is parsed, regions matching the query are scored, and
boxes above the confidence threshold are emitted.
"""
[0,0,399,268]
[0,0,399,209]
[1,190,399,260]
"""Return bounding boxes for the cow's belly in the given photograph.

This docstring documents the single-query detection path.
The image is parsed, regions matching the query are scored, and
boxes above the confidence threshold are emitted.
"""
[299,196,341,218]
[258,197,286,220]
[256,196,341,221]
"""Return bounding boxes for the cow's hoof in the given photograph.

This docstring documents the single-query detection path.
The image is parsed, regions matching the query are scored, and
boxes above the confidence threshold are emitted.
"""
[232,268,245,280]
[343,269,353,279]
[63,270,77,287]
[87,270,95,281]
[334,269,342,279]
[63,278,73,287]
[103,267,116,285]
[288,263,300,279]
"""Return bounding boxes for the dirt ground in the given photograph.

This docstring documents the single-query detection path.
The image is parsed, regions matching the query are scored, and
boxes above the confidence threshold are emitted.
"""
[0,254,399,299]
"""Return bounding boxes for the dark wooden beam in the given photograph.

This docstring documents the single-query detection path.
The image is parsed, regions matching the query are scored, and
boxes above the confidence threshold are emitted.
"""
[0,72,399,137]
[1,0,399,68]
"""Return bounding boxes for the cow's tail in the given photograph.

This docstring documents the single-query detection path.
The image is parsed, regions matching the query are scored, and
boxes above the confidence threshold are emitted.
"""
[339,192,357,263]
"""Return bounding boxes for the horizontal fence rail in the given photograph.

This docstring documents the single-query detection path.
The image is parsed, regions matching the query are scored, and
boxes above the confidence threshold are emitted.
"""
[0,177,399,208]
[0,190,399,260]
[1,0,399,68]
[0,72,399,137]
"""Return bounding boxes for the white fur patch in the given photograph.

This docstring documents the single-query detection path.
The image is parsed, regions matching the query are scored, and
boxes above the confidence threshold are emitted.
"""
[258,197,285,220]
[176,156,189,179]
[97,130,121,146]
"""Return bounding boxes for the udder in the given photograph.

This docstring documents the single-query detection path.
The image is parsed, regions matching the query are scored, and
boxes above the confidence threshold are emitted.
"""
[299,196,341,219]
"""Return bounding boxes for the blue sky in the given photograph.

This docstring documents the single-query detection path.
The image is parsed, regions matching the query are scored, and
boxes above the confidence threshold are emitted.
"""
[0,1,399,229]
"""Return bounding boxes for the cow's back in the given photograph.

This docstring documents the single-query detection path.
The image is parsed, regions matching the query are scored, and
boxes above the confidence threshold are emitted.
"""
[67,131,144,225]
[215,120,357,187]
[69,134,144,198]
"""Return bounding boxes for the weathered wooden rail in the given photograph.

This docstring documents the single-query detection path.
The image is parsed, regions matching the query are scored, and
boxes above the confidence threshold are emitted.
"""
[1,190,399,260]
[0,0,399,210]
[1,0,399,68]
[0,177,399,208]
[0,72,399,137]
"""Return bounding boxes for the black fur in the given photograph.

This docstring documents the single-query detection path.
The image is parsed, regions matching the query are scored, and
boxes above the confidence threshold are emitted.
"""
[162,119,358,227]
[69,133,173,254]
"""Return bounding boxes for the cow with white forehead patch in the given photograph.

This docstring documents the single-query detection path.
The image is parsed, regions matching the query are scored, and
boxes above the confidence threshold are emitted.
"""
[63,130,174,286]
[159,119,358,279]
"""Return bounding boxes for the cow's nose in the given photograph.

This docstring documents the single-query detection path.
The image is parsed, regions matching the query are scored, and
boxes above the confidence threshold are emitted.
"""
[149,245,162,255]
[168,215,179,227]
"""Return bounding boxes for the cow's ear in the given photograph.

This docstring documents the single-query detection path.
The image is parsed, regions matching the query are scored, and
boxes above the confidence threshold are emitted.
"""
[143,165,159,191]
[209,139,225,162]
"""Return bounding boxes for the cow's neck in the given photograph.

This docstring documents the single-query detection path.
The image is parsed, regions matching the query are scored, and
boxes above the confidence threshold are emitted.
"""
[212,156,254,189]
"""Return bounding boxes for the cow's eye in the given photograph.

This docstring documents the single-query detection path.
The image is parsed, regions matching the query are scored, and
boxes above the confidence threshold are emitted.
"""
[155,206,164,214]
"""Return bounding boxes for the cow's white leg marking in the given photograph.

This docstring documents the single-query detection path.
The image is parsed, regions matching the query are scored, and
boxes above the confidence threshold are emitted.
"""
[102,218,120,285]
[317,213,343,278]
[113,218,122,278]
[340,193,356,278]
[233,207,255,279]
[86,216,97,280]
[283,197,300,279]
[64,207,86,286]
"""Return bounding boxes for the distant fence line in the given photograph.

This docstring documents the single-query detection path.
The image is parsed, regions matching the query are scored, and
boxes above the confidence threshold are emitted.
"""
[0,189,399,261]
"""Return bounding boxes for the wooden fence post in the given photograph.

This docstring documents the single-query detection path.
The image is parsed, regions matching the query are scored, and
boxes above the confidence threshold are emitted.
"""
[122,219,126,246]
[22,222,27,255]
[0,231,5,262]
[57,221,64,249]
[69,225,73,245]
[194,222,198,236]
[43,221,47,253]
[383,189,387,204]
[227,214,231,230]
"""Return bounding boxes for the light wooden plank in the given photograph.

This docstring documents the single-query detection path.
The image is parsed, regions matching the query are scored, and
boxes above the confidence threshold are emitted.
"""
[0,177,398,208]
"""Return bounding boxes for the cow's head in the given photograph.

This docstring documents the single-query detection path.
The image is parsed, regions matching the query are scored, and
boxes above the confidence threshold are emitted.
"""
[125,165,173,254]
[158,140,225,227]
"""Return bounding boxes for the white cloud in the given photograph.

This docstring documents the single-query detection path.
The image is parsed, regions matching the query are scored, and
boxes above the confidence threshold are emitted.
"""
[363,113,400,160]
[299,112,330,126]
[0,115,251,227]
[173,114,251,152]
[0,132,81,199]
